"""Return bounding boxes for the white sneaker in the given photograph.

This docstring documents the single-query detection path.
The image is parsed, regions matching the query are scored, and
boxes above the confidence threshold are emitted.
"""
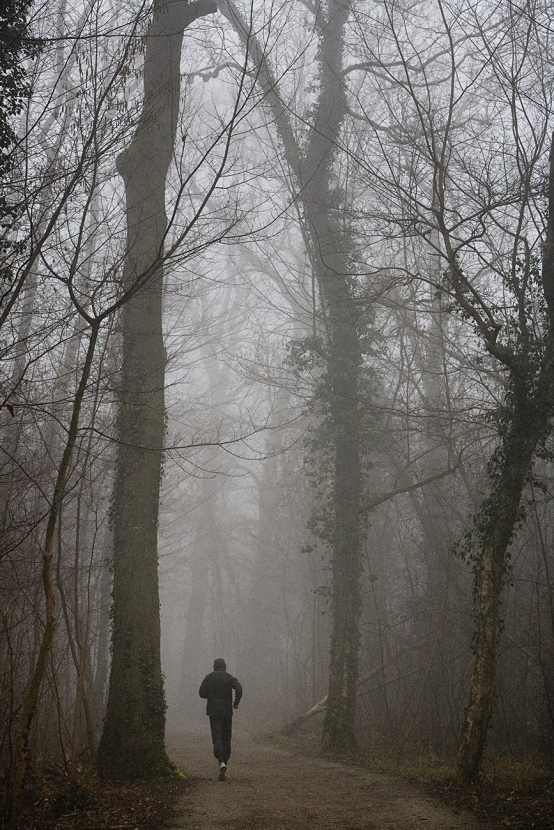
[218,762,228,781]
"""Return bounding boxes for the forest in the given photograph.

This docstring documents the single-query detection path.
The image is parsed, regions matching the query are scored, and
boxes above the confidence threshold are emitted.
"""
[0,0,553,826]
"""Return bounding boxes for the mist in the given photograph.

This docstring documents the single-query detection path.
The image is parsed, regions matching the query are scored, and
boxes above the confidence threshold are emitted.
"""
[1,0,553,824]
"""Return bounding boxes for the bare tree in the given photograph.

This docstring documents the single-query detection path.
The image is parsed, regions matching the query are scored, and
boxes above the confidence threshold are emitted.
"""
[348,0,554,779]
[220,0,378,753]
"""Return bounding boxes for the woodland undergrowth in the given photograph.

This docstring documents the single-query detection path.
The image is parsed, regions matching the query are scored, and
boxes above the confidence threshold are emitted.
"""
[11,731,554,829]
[269,726,554,829]
[11,767,188,830]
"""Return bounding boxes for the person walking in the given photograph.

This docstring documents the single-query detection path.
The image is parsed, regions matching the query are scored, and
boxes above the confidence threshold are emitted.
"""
[199,658,242,780]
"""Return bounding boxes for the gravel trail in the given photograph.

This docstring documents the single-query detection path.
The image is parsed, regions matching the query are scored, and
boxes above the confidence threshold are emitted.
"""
[166,727,480,830]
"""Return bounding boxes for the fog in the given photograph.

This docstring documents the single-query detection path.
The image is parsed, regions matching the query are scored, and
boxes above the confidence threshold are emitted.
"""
[1,0,553,817]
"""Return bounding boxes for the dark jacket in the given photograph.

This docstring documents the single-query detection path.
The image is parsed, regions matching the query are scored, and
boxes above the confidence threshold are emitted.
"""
[199,670,242,718]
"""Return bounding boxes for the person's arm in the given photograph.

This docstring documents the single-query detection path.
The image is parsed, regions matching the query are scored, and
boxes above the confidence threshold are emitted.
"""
[232,678,242,709]
[199,676,209,699]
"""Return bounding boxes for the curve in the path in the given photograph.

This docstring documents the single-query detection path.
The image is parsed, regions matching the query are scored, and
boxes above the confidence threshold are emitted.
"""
[167,728,478,830]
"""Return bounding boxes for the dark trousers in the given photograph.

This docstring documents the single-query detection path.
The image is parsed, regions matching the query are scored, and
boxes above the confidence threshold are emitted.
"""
[209,714,232,763]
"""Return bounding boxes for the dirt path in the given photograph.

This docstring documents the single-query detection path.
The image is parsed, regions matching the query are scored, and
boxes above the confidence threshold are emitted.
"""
[166,728,480,830]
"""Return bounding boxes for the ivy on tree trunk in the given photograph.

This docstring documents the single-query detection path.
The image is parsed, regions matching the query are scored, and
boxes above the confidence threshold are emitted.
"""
[455,131,554,783]
[97,0,216,780]
[221,0,369,753]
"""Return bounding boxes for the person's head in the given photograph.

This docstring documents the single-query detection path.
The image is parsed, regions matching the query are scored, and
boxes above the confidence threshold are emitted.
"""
[213,658,226,671]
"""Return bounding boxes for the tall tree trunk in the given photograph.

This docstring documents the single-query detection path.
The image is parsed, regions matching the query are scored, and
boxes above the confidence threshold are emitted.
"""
[97,0,216,779]
[221,0,363,752]
[320,289,362,752]
[455,132,554,783]
[455,416,542,782]
[300,0,363,754]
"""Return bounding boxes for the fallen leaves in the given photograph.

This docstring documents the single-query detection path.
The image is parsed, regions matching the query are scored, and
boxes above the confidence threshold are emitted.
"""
[18,775,189,830]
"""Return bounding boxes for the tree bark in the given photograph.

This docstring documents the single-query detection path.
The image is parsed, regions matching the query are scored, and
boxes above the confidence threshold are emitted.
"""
[455,131,554,783]
[97,0,216,779]
[455,415,542,782]
[301,0,363,755]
